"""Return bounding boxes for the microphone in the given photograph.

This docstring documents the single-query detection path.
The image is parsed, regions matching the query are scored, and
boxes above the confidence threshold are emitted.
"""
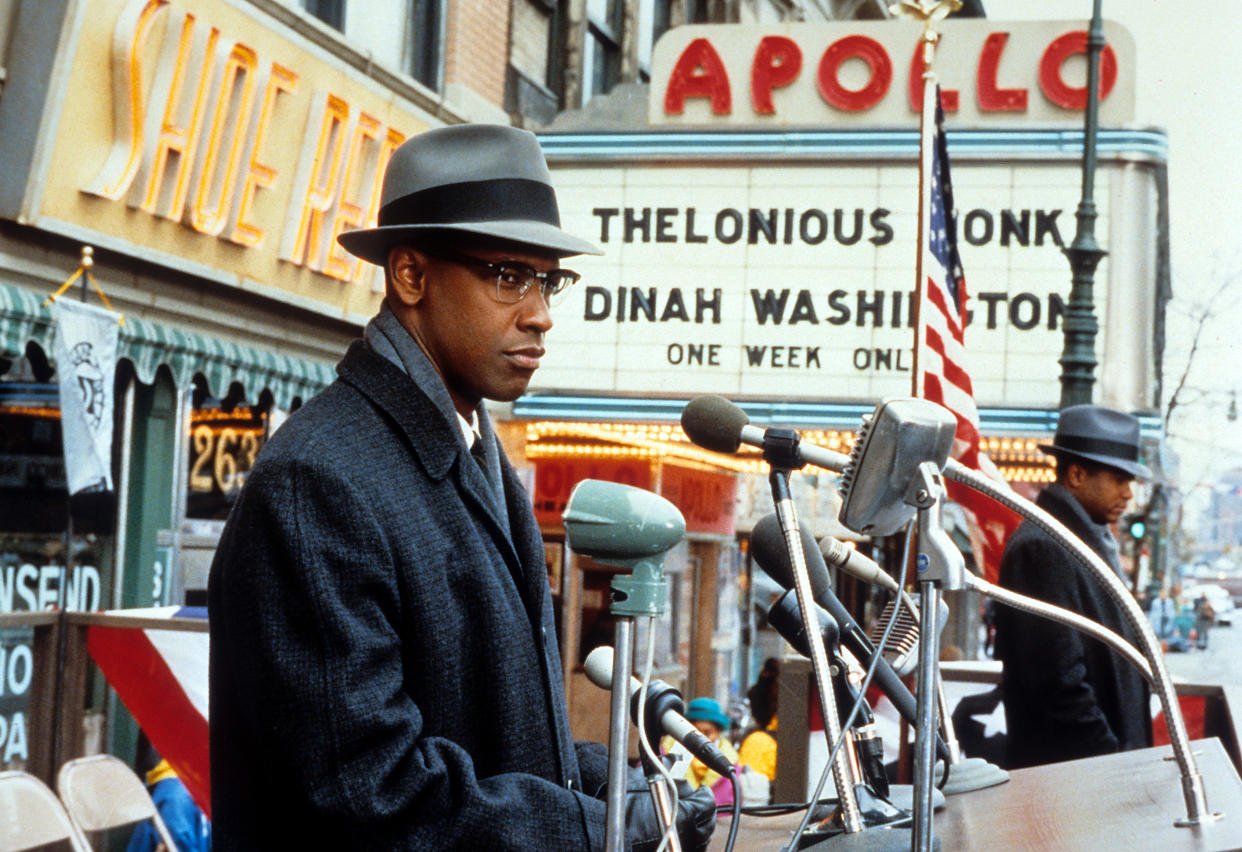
[867,596,950,678]
[819,536,900,596]
[750,514,951,762]
[821,536,950,677]
[752,514,882,670]
[584,646,733,777]
[837,398,957,536]
[824,541,948,680]
[766,588,839,662]
[680,395,851,472]
[767,591,877,727]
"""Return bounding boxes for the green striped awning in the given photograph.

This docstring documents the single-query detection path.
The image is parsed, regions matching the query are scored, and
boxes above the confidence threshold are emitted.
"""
[1,282,334,409]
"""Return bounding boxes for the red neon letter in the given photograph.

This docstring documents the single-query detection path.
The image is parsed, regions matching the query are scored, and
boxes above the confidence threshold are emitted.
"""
[907,42,958,112]
[664,38,732,115]
[1038,31,1118,110]
[751,36,802,115]
[818,36,891,111]
[977,32,1028,111]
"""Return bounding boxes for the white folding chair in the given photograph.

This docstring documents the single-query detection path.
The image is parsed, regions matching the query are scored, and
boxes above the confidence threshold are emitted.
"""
[56,755,178,851]
[0,769,89,852]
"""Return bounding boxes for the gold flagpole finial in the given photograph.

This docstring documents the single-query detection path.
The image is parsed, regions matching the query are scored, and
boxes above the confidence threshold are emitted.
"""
[890,0,962,67]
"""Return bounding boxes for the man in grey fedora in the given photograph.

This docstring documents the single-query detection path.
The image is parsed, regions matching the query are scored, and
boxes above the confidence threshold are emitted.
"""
[209,124,715,850]
[993,404,1154,769]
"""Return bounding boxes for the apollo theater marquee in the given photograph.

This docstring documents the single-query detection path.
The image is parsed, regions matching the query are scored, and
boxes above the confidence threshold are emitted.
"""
[533,20,1164,417]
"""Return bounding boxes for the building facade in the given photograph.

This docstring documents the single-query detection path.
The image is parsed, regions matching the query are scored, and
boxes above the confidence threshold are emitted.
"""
[0,0,1165,773]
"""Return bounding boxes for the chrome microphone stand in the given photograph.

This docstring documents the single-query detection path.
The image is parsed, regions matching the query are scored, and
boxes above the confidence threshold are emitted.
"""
[561,479,687,852]
[760,426,865,839]
[907,462,964,852]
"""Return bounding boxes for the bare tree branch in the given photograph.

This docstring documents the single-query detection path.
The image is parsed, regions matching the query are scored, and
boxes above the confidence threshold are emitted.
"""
[1164,273,1239,433]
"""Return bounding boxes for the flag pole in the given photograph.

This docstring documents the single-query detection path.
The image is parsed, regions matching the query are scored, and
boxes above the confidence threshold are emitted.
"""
[892,8,962,852]
[894,0,959,396]
[912,40,935,398]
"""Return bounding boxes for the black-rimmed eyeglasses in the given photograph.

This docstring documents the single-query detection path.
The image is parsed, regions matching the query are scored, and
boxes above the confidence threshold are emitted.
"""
[428,247,581,307]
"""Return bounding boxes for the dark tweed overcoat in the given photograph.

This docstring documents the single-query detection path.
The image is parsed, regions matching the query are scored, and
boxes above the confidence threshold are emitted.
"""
[994,483,1152,769]
[208,341,608,849]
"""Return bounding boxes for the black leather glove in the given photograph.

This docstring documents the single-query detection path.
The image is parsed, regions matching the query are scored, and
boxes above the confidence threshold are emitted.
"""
[624,766,717,852]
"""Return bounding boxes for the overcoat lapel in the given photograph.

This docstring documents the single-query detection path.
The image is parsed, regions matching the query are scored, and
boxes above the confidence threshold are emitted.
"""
[336,343,536,616]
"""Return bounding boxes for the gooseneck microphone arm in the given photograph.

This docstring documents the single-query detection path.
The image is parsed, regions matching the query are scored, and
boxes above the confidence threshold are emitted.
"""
[965,572,1152,681]
[944,460,1218,827]
[767,468,865,836]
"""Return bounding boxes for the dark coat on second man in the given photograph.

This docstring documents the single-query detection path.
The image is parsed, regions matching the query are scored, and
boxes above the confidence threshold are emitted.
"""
[994,483,1152,769]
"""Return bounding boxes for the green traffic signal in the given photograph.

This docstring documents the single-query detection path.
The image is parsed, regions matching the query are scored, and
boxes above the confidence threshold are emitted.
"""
[1128,519,1146,539]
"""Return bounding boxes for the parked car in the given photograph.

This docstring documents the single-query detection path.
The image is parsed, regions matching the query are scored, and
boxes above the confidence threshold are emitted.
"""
[1182,584,1235,627]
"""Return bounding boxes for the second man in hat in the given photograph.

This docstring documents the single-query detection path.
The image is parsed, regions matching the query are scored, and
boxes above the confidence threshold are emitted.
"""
[993,404,1153,769]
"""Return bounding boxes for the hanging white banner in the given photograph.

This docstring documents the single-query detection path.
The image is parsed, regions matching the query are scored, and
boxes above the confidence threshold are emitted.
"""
[52,299,119,494]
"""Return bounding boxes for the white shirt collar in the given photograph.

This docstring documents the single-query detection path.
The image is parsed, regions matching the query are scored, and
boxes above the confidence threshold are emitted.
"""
[457,409,481,448]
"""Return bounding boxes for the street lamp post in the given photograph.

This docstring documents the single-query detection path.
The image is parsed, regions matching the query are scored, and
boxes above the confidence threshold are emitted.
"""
[1057,0,1107,408]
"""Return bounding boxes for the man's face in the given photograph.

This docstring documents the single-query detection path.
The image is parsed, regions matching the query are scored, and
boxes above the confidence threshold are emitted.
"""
[396,243,562,417]
[1066,463,1135,525]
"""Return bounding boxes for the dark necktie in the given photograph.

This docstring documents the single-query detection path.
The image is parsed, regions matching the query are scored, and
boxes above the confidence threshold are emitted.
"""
[470,434,489,476]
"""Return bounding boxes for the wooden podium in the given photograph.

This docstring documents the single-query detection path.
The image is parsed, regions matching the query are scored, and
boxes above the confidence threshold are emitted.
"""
[710,738,1242,852]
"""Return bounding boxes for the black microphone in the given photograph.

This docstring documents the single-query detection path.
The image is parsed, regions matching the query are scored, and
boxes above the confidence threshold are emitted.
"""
[584,646,734,777]
[766,588,839,662]
[750,514,951,762]
[680,395,851,472]
[767,591,876,727]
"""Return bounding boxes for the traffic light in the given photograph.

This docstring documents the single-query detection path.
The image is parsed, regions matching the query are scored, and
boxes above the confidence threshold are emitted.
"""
[1127,517,1146,539]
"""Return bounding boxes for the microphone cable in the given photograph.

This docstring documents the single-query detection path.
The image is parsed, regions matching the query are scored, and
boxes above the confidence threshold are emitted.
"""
[634,624,680,852]
[782,522,915,852]
[722,768,741,852]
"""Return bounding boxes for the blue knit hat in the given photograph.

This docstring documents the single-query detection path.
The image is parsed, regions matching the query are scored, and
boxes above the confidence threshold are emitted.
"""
[685,697,730,731]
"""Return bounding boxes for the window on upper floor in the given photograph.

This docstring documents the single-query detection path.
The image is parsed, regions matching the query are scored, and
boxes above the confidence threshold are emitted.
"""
[511,0,557,94]
[582,0,623,103]
[406,0,445,90]
[301,0,345,30]
[740,0,798,23]
[508,0,563,124]
[292,0,444,93]
[637,0,672,81]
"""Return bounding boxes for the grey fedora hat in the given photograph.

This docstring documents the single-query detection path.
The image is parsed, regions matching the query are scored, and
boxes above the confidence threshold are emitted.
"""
[337,123,602,264]
[1039,404,1151,478]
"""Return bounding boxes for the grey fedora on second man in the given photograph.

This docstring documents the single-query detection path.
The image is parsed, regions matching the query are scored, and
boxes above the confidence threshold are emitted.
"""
[337,123,602,264]
[1039,404,1151,479]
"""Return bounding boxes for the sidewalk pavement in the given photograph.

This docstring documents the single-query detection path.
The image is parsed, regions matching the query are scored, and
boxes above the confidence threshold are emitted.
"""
[1160,621,1242,687]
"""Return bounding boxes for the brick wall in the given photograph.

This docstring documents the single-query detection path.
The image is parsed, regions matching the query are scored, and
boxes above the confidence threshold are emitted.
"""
[443,0,512,105]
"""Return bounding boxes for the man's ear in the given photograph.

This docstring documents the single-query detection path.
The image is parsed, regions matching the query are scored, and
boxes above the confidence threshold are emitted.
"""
[1064,461,1087,489]
[386,245,429,308]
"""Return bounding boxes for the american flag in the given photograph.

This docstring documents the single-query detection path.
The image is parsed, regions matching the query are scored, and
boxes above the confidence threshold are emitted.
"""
[87,607,210,816]
[918,94,978,463]
[916,89,1020,584]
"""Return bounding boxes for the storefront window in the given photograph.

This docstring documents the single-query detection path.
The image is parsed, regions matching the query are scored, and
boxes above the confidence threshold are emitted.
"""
[185,390,271,522]
[0,356,115,607]
[0,353,116,769]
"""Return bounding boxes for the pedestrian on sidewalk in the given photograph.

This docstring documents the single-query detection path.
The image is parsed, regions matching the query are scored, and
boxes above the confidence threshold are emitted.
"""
[1193,592,1215,650]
